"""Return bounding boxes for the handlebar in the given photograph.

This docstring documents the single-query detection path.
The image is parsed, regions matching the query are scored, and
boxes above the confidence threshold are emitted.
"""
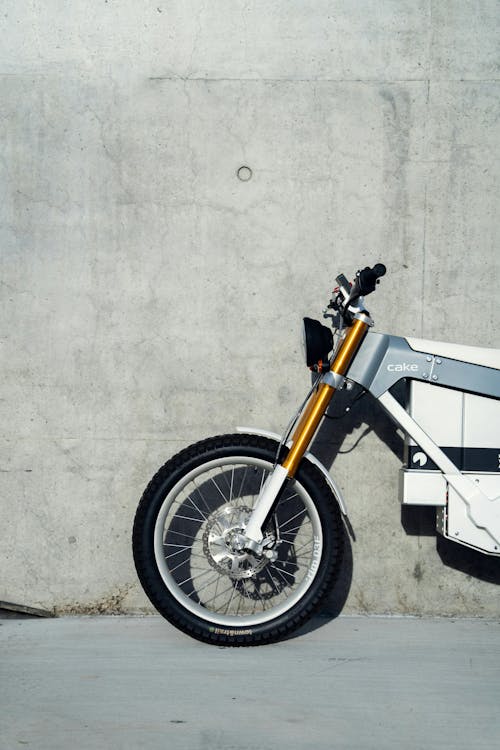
[357,263,386,295]
[331,263,386,322]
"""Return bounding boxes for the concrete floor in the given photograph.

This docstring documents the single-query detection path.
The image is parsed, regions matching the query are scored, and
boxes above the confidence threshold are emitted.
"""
[1,615,499,750]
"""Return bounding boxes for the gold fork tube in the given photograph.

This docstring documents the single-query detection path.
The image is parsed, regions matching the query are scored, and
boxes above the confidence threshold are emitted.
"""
[282,383,335,476]
[330,317,369,375]
[282,318,369,477]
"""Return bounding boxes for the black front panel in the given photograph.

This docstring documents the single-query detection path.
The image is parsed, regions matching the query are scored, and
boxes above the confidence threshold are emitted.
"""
[408,445,500,472]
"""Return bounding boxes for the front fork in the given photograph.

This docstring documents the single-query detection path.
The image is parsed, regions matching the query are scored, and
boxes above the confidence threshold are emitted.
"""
[244,316,370,548]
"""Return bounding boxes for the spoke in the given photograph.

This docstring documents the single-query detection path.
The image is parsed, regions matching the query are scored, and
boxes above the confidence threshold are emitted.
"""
[210,476,229,503]
[186,495,210,521]
[246,583,258,614]
[185,571,221,600]
[178,567,217,588]
[164,528,197,541]
[239,578,253,601]
[274,558,309,571]
[269,563,293,586]
[257,588,268,613]
[277,540,313,556]
[191,483,214,515]
[265,567,280,595]
[291,541,313,555]
[205,580,238,611]
[169,513,203,523]
[163,542,210,560]
[165,547,206,561]
[251,583,267,613]
[237,466,248,500]
[225,582,238,614]
[164,548,207,562]
[278,492,299,504]
[188,571,221,595]
[271,569,294,583]
[169,556,195,574]
[279,521,312,536]
[278,508,307,530]
[217,466,235,498]
[211,571,221,603]
[239,578,257,611]
[235,586,243,614]
[230,466,235,502]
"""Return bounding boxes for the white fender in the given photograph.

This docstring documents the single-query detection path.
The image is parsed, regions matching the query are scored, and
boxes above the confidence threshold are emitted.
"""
[236,426,349,517]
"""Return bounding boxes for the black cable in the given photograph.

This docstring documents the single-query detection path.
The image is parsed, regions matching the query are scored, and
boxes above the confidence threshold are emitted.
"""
[323,388,366,420]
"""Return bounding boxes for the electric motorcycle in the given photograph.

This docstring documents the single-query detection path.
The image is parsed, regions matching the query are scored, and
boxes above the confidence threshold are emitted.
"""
[133,264,500,645]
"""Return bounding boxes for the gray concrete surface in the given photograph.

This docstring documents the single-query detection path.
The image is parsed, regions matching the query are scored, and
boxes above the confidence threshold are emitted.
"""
[1,2,499,616]
[1,614,499,750]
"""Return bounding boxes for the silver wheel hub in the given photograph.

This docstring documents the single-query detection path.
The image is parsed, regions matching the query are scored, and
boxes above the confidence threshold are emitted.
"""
[202,505,273,580]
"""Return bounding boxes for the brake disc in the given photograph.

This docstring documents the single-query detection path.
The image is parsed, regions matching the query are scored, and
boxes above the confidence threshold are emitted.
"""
[202,505,272,580]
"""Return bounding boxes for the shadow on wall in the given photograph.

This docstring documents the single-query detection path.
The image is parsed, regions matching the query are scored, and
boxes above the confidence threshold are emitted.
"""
[309,381,500,591]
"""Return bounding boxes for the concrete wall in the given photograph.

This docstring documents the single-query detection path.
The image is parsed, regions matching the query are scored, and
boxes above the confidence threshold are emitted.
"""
[1,1,499,616]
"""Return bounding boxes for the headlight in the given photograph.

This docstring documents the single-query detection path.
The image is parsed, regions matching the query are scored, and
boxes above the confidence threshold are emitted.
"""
[302,317,333,368]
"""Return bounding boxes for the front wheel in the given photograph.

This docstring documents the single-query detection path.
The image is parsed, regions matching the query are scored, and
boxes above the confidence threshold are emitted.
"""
[132,434,344,645]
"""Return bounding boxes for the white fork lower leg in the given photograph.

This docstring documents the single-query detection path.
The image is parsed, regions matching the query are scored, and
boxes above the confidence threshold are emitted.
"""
[243,464,289,544]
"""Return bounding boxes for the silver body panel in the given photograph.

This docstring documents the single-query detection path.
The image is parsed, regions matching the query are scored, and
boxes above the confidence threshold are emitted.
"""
[347,331,500,400]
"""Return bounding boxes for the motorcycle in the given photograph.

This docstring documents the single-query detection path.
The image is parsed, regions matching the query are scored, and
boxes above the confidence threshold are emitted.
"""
[133,264,500,645]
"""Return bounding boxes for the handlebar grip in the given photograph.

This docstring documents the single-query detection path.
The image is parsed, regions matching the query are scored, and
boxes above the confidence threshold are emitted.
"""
[357,263,386,295]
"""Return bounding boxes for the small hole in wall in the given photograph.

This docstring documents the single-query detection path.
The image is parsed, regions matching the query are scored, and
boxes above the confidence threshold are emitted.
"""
[237,165,253,182]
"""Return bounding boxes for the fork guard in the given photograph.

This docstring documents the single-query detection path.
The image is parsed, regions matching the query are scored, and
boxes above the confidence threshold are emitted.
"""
[236,426,349,518]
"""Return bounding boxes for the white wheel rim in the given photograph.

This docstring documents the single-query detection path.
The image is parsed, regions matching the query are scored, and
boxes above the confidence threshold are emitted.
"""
[153,456,323,628]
